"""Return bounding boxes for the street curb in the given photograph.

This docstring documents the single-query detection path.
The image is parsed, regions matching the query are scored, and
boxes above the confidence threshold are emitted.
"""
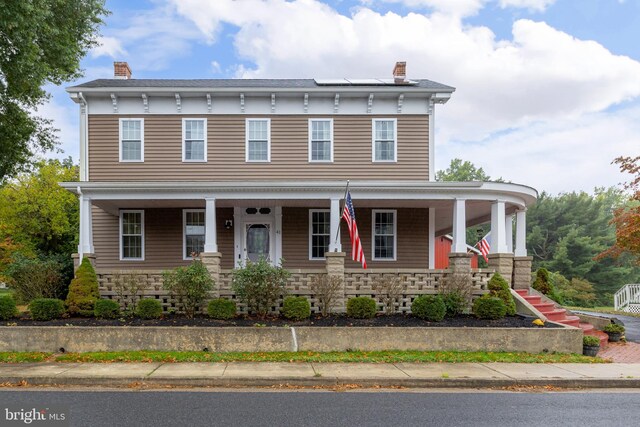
[2,375,640,389]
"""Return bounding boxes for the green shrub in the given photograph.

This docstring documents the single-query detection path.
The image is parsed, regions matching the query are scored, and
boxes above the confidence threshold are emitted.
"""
[487,273,516,316]
[441,291,466,317]
[0,296,17,320]
[29,298,65,321]
[231,258,290,317]
[603,323,625,334]
[532,268,552,295]
[207,298,236,320]
[583,335,600,347]
[135,298,163,319]
[5,254,68,303]
[94,299,120,319]
[65,257,100,316]
[282,296,311,320]
[472,295,507,320]
[411,295,446,322]
[346,296,377,319]
[163,260,214,318]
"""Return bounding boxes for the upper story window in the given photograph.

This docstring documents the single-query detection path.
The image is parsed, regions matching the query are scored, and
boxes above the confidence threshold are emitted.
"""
[183,209,205,259]
[120,210,144,260]
[119,119,144,162]
[246,119,270,162]
[309,119,333,162]
[372,119,397,162]
[183,119,207,162]
[309,210,331,260]
[372,209,396,261]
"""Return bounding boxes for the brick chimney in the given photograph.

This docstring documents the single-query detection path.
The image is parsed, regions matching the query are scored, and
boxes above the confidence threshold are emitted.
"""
[114,62,132,79]
[393,61,406,83]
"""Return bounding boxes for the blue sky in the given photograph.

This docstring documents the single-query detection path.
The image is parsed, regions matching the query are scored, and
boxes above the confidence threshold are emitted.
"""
[44,0,640,193]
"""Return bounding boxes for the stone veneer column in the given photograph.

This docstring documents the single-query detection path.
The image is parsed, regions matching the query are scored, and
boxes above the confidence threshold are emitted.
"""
[72,253,96,273]
[512,256,533,290]
[200,252,222,297]
[487,253,514,286]
[446,252,473,295]
[325,252,346,313]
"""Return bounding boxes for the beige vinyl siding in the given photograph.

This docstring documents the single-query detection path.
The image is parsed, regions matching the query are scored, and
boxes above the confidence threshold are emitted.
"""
[88,115,429,181]
[282,207,429,269]
[92,206,234,270]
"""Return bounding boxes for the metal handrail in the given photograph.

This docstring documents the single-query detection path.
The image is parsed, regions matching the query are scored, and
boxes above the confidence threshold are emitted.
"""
[615,284,640,311]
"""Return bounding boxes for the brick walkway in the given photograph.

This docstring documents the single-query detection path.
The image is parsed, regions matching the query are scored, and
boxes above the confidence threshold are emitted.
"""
[599,341,640,363]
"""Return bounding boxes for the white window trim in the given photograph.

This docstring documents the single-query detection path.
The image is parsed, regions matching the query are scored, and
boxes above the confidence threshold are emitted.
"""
[245,118,271,162]
[371,118,397,163]
[309,209,331,260]
[308,119,334,163]
[371,209,397,261]
[182,118,207,162]
[119,118,144,163]
[119,209,145,261]
[183,209,205,260]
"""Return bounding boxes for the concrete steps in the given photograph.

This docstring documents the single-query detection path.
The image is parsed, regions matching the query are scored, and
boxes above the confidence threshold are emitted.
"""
[517,288,608,348]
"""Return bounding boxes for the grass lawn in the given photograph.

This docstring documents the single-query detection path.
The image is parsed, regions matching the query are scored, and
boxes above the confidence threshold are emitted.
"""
[0,350,607,364]
[0,288,12,296]
[566,306,640,319]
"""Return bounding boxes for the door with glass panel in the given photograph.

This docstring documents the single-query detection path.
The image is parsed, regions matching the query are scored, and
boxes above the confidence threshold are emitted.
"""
[245,223,270,262]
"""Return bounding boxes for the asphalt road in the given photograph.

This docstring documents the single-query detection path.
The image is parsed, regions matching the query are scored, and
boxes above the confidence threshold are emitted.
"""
[1,390,639,427]
[573,310,640,342]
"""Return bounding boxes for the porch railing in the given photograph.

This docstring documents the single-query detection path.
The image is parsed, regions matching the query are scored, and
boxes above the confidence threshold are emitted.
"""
[614,284,640,313]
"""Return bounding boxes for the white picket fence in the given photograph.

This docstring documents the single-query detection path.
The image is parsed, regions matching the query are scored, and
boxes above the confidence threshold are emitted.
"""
[614,284,640,313]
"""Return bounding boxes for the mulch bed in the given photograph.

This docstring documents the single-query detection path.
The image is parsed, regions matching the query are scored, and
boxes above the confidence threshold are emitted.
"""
[2,313,560,328]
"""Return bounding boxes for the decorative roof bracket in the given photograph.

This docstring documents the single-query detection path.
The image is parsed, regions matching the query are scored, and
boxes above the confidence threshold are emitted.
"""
[141,93,148,113]
[397,94,404,114]
[367,93,374,114]
[334,93,340,113]
[175,93,181,113]
[110,93,117,113]
[206,93,212,113]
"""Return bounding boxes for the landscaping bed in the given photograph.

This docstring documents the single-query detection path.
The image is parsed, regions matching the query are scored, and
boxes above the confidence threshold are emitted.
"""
[2,313,561,328]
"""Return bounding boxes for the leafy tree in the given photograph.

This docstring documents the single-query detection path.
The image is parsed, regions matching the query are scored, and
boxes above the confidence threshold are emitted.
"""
[598,156,640,265]
[551,272,597,308]
[0,158,79,256]
[527,188,639,304]
[436,158,493,182]
[65,257,99,316]
[0,0,108,181]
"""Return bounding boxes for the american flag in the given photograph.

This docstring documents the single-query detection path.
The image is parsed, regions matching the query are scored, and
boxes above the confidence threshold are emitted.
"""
[476,232,491,263]
[342,191,367,269]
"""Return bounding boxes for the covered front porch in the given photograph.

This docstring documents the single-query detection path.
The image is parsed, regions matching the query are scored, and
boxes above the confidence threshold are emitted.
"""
[62,180,537,313]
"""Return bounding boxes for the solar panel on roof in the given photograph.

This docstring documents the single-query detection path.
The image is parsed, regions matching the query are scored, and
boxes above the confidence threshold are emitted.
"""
[314,79,350,85]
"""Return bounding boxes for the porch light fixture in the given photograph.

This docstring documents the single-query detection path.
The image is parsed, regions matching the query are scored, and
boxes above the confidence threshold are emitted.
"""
[225,220,233,230]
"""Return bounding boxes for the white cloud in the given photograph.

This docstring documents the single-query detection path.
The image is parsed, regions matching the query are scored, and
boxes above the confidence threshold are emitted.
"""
[498,0,556,12]
[378,0,487,17]
[91,36,127,58]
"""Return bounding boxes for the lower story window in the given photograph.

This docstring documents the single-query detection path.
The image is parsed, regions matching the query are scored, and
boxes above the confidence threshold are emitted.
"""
[121,210,144,260]
[373,210,396,260]
[310,210,330,259]
[184,209,205,259]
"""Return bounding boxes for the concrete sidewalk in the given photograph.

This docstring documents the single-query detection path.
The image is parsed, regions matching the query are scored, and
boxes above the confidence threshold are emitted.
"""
[2,362,640,389]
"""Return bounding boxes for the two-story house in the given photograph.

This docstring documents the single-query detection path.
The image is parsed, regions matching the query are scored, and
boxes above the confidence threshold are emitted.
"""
[61,62,537,312]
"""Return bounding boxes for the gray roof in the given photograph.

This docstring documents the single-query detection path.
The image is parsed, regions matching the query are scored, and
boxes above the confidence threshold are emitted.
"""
[68,78,455,91]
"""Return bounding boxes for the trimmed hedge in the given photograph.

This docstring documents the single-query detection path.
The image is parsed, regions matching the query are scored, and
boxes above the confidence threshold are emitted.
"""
[65,257,100,316]
[136,298,163,319]
[29,298,65,321]
[411,295,446,322]
[207,298,237,320]
[346,297,377,319]
[472,295,507,320]
[487,273,516,316]
[282,296,311,320]
[0,296,18,320]
[94,299,120,319]
[441,292,466,317]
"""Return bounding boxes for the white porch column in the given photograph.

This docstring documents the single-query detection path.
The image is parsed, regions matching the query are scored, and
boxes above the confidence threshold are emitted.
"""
[505,214,514,253]
[428,207,435,269]
[329,197,342,252]
[78,192,94,259]
[204,197,218,252]
[514,209,527,257]
[275,206,283,264]
[451,199,466,253]
[490,200,508,254]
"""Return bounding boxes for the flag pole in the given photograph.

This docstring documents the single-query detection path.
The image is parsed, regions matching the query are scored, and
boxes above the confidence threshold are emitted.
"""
[333,180,350,250]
